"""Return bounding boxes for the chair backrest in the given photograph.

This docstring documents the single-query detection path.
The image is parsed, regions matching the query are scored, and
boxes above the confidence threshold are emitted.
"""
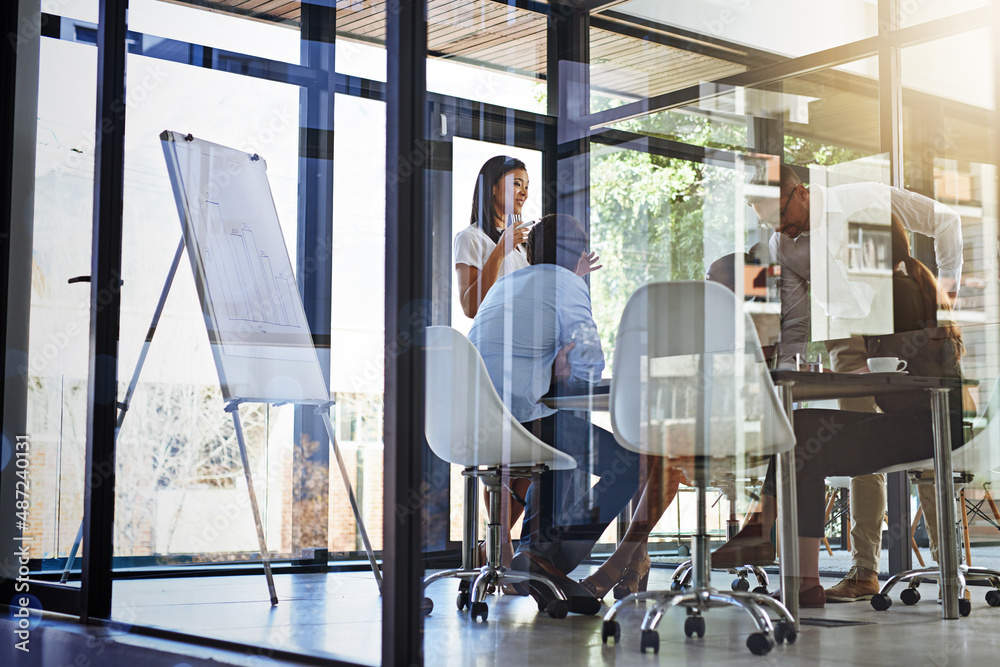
[423,326,576,471]
[877,377,1000,478]
[609,281,795,458]
[953,377,1000,479]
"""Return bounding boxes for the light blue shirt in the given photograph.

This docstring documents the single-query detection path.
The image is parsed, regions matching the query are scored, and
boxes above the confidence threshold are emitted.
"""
[468,264,605,423]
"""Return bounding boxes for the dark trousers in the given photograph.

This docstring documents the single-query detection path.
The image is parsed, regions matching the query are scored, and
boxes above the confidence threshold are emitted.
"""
[761,406,963,538]
[517,411,641,574]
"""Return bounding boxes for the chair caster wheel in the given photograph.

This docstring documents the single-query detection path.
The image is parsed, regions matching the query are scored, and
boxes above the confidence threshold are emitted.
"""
[871,593,892,611]
[900,588,921,606]
[470,601,488,622]
[774,621,796,645]
[959,598,972,617]
[536,597,548,612]
[422,597,433,616]
[545,599,568,619]
[639,629,660,654]
[456,580,470,611]
[684,615,706,638]
[752,586,770,595]
[986,589,1000,607]
[601,620,621,644]
[732,577,750,592]
[746,632,774,655]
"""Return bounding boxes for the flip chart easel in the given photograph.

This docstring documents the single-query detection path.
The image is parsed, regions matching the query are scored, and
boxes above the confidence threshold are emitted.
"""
[59,132,382,603]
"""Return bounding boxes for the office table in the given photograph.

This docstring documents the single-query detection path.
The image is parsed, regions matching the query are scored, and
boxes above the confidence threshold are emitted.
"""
[542,370,967,624]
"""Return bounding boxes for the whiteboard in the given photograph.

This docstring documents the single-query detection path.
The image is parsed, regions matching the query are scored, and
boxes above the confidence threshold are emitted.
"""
[160,130,331,404]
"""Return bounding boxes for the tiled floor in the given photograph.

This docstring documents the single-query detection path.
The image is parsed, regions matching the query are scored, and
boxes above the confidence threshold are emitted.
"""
[97,564,1000,666]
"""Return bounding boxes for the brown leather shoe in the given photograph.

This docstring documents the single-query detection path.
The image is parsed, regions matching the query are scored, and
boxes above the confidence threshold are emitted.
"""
[771,584,826,608]
[825,566,880,602]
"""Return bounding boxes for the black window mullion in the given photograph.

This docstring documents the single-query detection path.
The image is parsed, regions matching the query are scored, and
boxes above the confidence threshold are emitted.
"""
[384,1,428,665]
[81,0,129,622]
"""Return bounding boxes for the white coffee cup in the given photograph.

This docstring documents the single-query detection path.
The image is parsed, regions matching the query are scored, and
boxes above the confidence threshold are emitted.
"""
[867,357,908,373]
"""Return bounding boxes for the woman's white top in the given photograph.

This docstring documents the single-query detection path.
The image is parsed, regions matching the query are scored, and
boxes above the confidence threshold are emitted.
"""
[453,224,529,277]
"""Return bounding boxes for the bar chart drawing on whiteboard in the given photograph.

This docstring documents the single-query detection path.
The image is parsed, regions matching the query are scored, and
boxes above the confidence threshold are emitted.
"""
[203,200,300,330]
[161,130,329,402]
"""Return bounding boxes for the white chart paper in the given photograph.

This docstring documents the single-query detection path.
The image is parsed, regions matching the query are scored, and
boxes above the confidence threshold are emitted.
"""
[161,130,330,403]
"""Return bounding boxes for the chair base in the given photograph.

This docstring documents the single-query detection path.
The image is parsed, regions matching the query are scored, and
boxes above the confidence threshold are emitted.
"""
[421,467,570,621]
[603,483,794,656]
[602,587,797,655]
[670,559,771,594]
[870,564,1000,616]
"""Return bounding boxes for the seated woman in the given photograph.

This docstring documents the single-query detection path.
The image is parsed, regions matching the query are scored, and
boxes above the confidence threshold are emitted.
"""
[712,216,966,607]
[578,459,686,600]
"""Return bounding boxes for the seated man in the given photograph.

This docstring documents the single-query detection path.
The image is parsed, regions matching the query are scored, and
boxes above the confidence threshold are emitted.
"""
[712,216,965,608]
[468,213,640,615]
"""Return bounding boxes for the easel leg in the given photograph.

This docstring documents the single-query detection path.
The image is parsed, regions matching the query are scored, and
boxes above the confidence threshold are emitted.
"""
[60,238,187,578]
[228,402,279,606]
[60,524,84,584]
[319,408,383,591]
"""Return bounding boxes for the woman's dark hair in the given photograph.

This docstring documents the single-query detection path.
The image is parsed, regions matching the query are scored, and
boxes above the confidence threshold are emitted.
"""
[525,214,588,272]
[891,214,964,357]
[470,155,527,244]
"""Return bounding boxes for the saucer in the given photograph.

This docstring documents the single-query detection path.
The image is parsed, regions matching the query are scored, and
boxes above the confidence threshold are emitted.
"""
[868,370,908,374]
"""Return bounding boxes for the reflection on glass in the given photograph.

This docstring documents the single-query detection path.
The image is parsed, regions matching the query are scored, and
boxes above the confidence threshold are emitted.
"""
[806,162,895,344]
[337,0,548,111]
[897,0,989,28]
[900,25,1000,503]
[27,38,96,563]
[608,0,877,58]
[128,0,300,64]
[901,28,993,110]
[118,54,301,565]
[590,25,747,112]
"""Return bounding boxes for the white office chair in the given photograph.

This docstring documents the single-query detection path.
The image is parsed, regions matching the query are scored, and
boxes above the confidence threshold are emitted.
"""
[868,378,1000,614]
[421,326,577,621]
[600,281,797,656]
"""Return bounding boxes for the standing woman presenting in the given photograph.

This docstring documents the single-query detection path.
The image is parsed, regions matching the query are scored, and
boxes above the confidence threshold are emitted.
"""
[453,156,532,581]
[454,155,532,318]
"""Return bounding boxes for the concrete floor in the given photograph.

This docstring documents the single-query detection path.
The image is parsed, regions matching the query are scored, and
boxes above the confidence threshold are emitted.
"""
[96,564,1000,666]
[4,566,999,666]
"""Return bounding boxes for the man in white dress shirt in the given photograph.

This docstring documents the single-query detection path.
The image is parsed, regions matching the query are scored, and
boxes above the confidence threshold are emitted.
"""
[747,164,963,602]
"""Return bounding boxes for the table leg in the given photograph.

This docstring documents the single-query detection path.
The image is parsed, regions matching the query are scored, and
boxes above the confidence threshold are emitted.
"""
[930,388,959,620]
[776,383,799,630]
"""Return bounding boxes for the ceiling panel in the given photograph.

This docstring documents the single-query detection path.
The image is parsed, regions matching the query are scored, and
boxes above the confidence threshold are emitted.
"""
[159,0,749,102]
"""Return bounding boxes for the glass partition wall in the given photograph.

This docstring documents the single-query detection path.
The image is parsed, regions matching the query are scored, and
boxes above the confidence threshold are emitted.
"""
[6,1,391,664]
[3,1,1000,666]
